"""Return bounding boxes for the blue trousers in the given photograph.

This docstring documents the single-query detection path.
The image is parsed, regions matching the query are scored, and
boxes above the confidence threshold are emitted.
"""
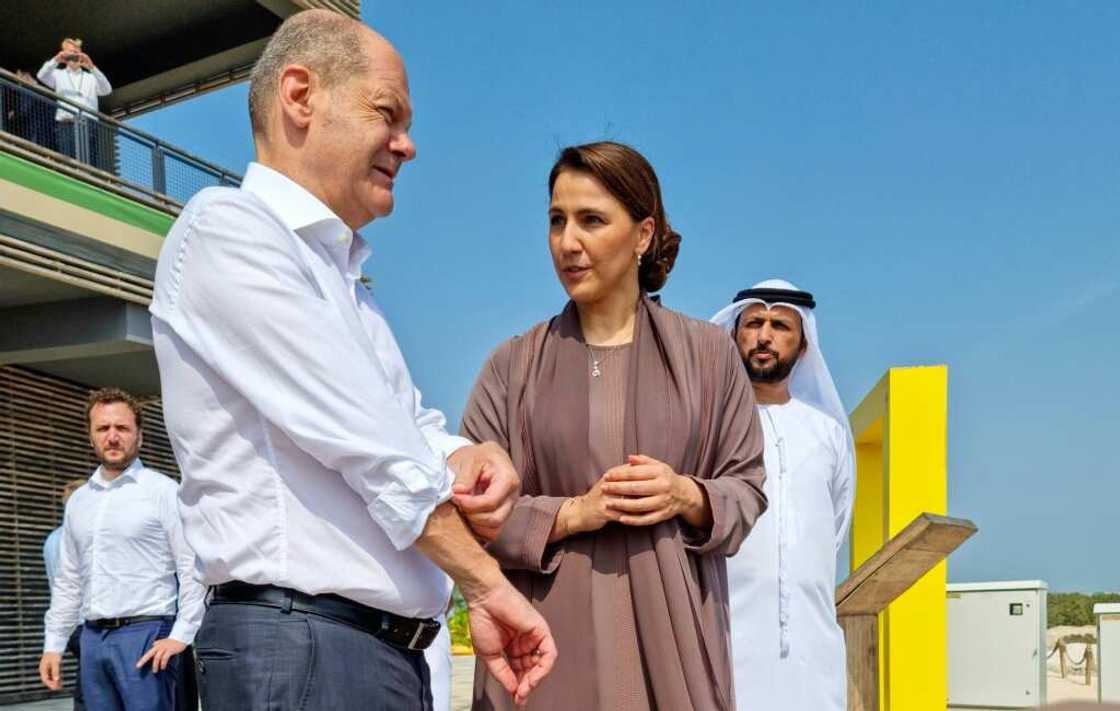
[195,601,432,710]
[66,626,84,711]
[80,619,177,711]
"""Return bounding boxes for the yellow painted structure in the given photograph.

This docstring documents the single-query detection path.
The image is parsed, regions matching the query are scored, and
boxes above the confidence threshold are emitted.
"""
[849,366,949,711]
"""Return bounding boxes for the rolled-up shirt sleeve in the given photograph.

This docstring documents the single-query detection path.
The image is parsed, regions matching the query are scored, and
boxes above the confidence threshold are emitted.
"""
[150,194,452,551]
[414,388,473,460]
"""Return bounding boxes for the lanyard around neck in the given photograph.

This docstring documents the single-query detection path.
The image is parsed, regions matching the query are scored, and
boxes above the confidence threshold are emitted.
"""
[64,70,85,93]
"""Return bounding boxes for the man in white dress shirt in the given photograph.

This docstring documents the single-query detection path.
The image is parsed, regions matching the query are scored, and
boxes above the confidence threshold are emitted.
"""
[39,388,205,711]
[149,10,555,711]
[711,279,856,711]
[36,38,112,170]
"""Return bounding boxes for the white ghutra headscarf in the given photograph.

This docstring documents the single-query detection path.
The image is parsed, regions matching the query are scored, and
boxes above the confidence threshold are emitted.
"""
[710,278,853,452]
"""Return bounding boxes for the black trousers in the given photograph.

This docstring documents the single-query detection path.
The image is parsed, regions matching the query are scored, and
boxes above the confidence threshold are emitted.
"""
[55,119,114,174]
[194,600,433,710]
[175,646,197,711]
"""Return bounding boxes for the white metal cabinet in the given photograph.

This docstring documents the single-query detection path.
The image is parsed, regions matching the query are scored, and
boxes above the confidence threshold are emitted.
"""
[947,581,1048,708]
[1098,603,1120,703]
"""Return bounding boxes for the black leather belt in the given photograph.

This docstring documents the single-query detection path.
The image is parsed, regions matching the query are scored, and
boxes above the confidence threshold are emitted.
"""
[209,581,441,652]
[87,615,173,630]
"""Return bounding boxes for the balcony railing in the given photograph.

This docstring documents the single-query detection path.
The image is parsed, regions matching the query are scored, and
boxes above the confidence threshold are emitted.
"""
[0,67,240,214]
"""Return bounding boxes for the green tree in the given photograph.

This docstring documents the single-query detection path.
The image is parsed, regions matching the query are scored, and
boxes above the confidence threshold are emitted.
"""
[1048,592,1120,627]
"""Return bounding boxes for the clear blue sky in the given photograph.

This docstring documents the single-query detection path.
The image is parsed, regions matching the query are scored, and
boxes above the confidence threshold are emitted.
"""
[134,2,1120,592]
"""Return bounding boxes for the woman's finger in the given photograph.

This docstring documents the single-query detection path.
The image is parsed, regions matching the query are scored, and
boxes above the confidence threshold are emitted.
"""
[602,479,663,497]
[606,495,668,513]
[603,465,661,482]
[618,510,673,526]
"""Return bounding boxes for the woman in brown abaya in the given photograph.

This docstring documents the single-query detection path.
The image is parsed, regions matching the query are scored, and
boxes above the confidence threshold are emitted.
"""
[463,142,767,711]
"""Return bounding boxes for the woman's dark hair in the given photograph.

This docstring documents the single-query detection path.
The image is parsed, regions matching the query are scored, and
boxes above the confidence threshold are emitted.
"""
[548,141,681,293]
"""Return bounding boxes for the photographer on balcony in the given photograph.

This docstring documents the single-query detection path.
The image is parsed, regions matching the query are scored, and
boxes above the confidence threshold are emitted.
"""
[37,38,113,173]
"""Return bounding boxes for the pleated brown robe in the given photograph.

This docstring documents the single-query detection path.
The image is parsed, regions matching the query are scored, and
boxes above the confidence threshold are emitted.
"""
[462,296,768,711]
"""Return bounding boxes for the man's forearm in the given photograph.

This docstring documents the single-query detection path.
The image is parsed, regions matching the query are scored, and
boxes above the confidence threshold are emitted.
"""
[415,501,505,600]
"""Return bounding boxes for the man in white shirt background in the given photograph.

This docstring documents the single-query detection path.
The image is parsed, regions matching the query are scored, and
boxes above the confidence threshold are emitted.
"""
[39,388,205,711]
[36,37,112,172]
[43,478,88,711]
[712,279,856,711]
[149,10,555,711]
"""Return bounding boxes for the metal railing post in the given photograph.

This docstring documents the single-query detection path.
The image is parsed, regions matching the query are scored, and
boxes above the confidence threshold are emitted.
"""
[151,144,167,196]
[76,112,90,165]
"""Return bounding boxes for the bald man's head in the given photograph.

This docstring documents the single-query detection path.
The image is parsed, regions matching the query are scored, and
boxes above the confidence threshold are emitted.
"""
[248,10,379,139]
[245,9,416,231]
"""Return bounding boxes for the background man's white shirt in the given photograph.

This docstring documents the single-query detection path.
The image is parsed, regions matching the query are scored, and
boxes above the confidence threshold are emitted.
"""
[36,62,111,121]
[727,397,853,711]
[149,162,470,619]
[42,459,204,652]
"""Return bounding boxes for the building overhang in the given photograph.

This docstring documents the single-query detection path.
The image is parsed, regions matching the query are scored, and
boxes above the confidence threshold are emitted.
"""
[0,0,359,118]
[1,152,166,393]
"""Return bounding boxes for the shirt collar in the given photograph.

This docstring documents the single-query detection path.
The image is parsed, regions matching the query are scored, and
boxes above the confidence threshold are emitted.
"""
[90,458,144,489]
[241,162,372,279]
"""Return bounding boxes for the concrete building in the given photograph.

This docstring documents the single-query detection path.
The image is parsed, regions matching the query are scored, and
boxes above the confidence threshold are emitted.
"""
[0,1,358,703]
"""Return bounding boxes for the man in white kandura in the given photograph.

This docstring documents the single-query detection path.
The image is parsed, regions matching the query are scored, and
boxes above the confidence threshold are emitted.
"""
[711,278,856,711]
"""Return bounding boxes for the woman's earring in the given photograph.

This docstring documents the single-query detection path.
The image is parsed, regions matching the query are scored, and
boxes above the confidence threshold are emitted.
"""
[637,253,643,265]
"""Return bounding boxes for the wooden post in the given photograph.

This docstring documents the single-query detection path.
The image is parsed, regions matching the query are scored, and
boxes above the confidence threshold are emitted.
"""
[841,615,879,711]
[836,513,977,711]
[1086,646,1094,687]
[1058,640,1066,679]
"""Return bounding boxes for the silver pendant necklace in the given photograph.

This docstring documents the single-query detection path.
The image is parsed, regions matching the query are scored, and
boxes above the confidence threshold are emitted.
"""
[586,344,621,377]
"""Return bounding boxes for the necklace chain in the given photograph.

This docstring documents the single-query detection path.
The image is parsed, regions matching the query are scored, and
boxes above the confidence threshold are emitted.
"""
[586,344,623,377]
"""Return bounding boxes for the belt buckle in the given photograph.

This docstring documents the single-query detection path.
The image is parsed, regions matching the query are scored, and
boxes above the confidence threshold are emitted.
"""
[407,619,441,651]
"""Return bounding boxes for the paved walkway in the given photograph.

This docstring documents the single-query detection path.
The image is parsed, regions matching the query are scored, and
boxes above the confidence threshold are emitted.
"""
[2,657,477,711]
[450,655,475,710]
[0,699,69,711]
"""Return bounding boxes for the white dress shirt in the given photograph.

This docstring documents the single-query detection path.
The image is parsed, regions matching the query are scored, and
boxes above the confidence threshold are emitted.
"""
[727,398,854,710]
[36,61,111,121]
[43,459,205,653]
[149,162,471,619]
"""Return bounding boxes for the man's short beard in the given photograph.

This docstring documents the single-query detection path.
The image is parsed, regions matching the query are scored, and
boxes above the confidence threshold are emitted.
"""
[743,350,797,384]
[95,445,139,470]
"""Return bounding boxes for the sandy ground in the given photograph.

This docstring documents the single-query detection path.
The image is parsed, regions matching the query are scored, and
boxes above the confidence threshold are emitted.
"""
[1049,670,1099,703]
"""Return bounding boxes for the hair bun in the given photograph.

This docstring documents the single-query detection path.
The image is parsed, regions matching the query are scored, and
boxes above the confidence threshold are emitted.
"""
[639,229,681,293]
